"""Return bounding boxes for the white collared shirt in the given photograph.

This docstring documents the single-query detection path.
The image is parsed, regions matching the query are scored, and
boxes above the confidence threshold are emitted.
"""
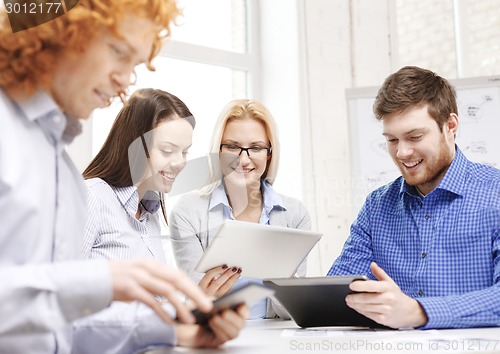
[0,89,112,353]
[74,178,175,353]
[82,178,166,263]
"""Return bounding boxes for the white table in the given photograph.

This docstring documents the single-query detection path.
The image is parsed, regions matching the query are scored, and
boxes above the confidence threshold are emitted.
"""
[142,320,500,354]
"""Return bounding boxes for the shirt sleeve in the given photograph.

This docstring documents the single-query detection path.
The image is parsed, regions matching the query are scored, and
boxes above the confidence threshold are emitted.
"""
[81,181,102,259]
[0,260,112,334]
[327,197,375,277]
[72,301,177,354]
[169,200,206,283]
[417,224,500,329]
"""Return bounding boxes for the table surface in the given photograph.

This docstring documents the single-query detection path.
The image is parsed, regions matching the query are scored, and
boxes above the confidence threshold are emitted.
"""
[141,319,500,354]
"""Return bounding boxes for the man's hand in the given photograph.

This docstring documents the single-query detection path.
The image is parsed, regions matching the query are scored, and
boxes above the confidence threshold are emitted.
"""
[109,259,213,324]
[199,265,241,298]
[345,262,428,329]
[176,304,249,348]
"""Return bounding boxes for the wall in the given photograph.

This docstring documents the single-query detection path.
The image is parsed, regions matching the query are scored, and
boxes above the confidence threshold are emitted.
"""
[258,0,303,200]
[299,0,500,274]
[395,0,456,77]
[395,0,500,78]
[297,0,392,275]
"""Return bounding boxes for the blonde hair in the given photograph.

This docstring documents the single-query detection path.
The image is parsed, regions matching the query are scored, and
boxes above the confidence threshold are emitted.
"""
[201,99,281,195]
[0,0,179,99]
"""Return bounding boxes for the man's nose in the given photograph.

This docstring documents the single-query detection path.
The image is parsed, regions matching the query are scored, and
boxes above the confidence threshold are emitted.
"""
[396,142,413,159]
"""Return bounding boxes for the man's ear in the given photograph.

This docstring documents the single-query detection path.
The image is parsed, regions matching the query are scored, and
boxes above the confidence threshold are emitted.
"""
[446,113,459,137]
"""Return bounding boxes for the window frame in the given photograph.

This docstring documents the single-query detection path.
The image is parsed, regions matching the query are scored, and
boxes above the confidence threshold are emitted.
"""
[67,0,261,172]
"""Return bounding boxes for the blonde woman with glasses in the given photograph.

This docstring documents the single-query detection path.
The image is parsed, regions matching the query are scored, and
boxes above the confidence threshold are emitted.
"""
[170,99,312,319]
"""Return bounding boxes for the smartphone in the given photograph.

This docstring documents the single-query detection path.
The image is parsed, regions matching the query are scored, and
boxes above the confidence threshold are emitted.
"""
[191,283,275,325]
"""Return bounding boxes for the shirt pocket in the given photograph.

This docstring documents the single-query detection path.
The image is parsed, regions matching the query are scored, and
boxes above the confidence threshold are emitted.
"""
[440,207,495,253]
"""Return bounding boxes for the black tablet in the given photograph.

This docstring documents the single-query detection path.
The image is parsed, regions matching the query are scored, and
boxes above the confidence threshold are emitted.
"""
[191,283,275,325]
[263,276,386,328]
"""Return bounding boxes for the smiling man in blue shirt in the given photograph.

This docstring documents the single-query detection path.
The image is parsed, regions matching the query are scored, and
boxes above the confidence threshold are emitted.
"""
[328,66,500,329]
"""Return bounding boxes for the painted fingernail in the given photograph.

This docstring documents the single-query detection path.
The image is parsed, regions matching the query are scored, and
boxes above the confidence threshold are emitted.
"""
[237,268,242,274]
[231,267,237,272]
[222,264,228,269]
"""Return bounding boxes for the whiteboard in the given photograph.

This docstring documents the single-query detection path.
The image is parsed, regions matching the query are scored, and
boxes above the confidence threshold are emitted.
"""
[347,75,500,214]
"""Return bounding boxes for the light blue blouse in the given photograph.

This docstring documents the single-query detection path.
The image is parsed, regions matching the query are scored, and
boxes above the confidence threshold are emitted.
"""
[209,180,286,225]
[209,181,287,319]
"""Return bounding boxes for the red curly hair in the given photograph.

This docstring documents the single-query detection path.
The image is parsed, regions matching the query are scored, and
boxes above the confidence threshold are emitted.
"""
[0,0,179,100]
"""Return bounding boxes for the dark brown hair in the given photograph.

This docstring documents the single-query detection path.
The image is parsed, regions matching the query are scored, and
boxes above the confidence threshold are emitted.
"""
[83,88,195,223]
[373,66,458,131]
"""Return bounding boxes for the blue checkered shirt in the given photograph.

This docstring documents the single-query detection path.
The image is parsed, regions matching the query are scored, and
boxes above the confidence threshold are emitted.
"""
[327,147,500,329]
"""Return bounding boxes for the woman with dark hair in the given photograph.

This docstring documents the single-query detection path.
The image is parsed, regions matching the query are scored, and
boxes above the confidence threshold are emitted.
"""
[81,88,195,260]
[74,88,247,353]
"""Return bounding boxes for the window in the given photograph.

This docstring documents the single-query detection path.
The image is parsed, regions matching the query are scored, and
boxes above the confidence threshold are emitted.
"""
[394,0,500,78]
[91,58,247,160]
[460,0,500,76]
[88,0,257,166]
[170,0,247,53]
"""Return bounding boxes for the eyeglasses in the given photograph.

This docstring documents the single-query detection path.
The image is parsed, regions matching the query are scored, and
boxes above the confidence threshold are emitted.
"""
[220,144,272,157]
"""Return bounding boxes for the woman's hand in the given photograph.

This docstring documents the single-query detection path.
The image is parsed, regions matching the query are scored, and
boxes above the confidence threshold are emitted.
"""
[198,265,241,298]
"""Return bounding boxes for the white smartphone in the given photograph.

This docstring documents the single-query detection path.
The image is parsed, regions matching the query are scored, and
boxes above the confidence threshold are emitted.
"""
[191,283,275,325]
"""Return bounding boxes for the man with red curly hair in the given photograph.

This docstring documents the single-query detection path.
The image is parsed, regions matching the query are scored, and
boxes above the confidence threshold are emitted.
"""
[0,1,247,352]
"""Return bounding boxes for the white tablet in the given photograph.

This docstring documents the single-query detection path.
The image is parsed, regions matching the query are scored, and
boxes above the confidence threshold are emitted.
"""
[194,220,322,279]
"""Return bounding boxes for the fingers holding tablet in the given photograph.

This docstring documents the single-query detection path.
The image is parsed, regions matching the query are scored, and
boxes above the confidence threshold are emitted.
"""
[199,265,242,297]
[176,304,250,348]
[192,283,275,325]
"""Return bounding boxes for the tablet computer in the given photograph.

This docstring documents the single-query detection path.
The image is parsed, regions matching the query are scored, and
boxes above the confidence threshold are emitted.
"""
[263,276,387,328]
[191,283,275,325]
[194,220,322,279]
